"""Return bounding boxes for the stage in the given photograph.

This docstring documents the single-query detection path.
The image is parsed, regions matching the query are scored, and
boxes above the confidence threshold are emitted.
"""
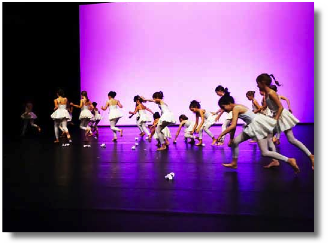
[3,124,314,232]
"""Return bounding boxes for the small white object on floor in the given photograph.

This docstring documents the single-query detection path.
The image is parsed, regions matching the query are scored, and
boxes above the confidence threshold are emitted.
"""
[94,137,98,139]
[135,142,139,146]
[165,174,173,180]
[65,143,70,146]
[202,144,205,146]
[62,144,66,147]
[135,137,138,141]
[84,145,91,148]
[100,143,106,148]
[132,146,136,150]
[169,172,175,177]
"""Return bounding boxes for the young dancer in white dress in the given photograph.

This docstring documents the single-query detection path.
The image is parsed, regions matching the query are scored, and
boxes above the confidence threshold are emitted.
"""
[141,92,175,151]
[173,114,195,144]
[70,91,94,137]
[246,91,262,143]
[50,89,72,143]
[217,95,300,173]
[150,112,171,147]
[256,73,314,170]
[214,86,233,146]
[90,102,102,139]
[101,91,123,142]
[129,95,153,140]
[189,100,219,146]
[21,102,41,136]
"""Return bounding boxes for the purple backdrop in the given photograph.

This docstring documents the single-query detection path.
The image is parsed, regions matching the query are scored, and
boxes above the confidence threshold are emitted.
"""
[79,2,314,125]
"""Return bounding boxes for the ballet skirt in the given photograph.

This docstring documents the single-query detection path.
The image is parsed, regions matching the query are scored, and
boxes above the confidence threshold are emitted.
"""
[108,105,123,120]
[184,120,195,133]
[21,111,37,119]
[239,110,277,140]
[266,96,299,132]
[158,104,176,125]
[79,105,93,120]
[153,127,172,140]
[91,110,102,121]
[51,104,71,120]
[137,109,151,123]
[202,111,216,127]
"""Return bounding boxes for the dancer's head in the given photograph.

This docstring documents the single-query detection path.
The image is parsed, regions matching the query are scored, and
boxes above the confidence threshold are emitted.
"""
[179,114,188,122]
[215,85,230,97]
[189,100,201,112]
[134,95,145,105]
[246,91,255,100]
[92,102,97,108]
[152,91,164,103]
[256,73,281,91]
[81,91,89,101]
[26,102,33,110]
[108,91,117,99]
[153,112,161,120]
[57,89,65,97]
[218,95,235,112]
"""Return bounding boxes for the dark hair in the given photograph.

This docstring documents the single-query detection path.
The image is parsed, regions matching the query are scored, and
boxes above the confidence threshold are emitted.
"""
[256,73,282,87]
[218,95,235,108]
[189,100,201,109]
[133,95,145,103]
[57,89,65,97]
[92,102,97,107]
[153,112,161,119]
[108,91,117,98]
[179,114,188,121]
[152,91,164,99]
[81,91,89,102]
[215,85,230,96]
[270,85,278,92]
[246,91,255,97]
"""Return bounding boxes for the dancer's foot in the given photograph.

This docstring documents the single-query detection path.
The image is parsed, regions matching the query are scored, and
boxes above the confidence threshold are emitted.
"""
[112,138,117,142]
[264,159,280,169]
[38,127,41,133]
[189,139,195,144]
[196,140,203,146]
[222,162,237,169]
[273,138,280,145]
[120,129,123,137]
[140,132,145,137]
[54,139,59,143]
[217,141,224,146]
[195,137,200,141]
[157,144,167,151]
[165,139,170,146]
[310,154,314,170]
[287,158,300,174]
[211,138,217,145]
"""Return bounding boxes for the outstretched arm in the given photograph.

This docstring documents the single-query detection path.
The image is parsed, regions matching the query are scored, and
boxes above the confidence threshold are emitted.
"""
[101,101,109,111]
[269,91,283,120]
[196,110,205,133]
[117,100,123,108]
[253,99,262,113]
[280,95,292,113]
[145,107,154,114]
[54,99,58,111]
[174,121,186,142]
[71,99,83,109]
[218,108,239,140]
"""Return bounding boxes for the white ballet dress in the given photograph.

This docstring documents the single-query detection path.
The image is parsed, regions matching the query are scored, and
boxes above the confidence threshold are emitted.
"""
[266,96,299,132]
[153,127,172,140]
[51,104,71,120]
[239,110,277,140]
[137,109,151,123]
[202,111,216,127]
[184,120,195,133]
[158,103,176,126]
[91,110,102,121]
[79,105,93,120]
[108,105,123,120]
[21,109,37,119]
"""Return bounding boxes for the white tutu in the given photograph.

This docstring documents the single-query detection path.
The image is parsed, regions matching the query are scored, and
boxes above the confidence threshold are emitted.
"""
[21,112,37,119]
[203,114,216,127]
[185,121,195,133]
[262,107,273,117]
[276,109,299,132]
[138,110,151,123]
[51,106,71,120]
[68,113,73,122]
[108,105,123,120]
[79,109,93,120]
[158,112,176,126]
[91,112,102,121]
[154,126,171,139]
[243,114,277,140]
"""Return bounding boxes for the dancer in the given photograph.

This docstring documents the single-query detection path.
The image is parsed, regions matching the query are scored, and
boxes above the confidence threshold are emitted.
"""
[214,85,232,145]
[246,91,262,143]
[141,91,175,150]
[173,114,195,144]
[189,100,218,146]
[50,89,72,143]
[101,91,123,142]
[129,95,153,140]
[259,90,273,117]
[21,102,41,136]
[256,73,314,170]
[150,112,171,147]
[70,91,94,138]
[217,95,300,173]
[89,102,102,139]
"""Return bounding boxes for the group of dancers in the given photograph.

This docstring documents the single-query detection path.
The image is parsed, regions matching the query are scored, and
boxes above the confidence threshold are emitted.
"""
[21,73,314,173]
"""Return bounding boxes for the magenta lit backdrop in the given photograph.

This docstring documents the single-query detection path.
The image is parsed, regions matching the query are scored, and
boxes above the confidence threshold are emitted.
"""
[79,2,314,125]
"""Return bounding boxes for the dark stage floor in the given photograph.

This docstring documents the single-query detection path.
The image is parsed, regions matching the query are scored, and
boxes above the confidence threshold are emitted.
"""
[3,124,314,232]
